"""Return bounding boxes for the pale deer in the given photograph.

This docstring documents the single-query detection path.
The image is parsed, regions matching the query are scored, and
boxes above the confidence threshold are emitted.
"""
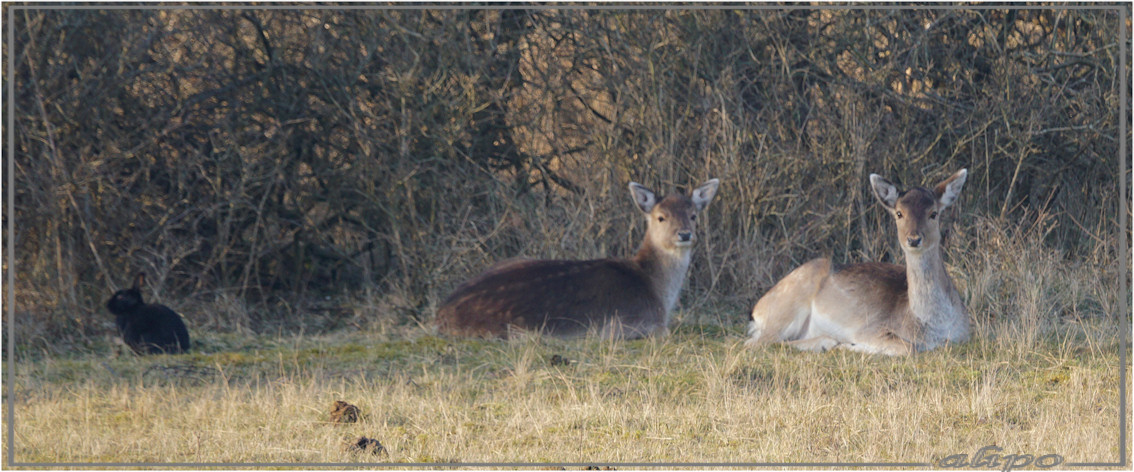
[436,178,720,339]
[746,169,970,355]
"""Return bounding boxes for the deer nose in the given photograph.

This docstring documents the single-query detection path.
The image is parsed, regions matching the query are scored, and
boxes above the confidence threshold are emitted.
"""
[677,231,693,242]
[907,235,922,248]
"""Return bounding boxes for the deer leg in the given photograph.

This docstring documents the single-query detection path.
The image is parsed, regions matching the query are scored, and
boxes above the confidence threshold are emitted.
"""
[784,335,843,352]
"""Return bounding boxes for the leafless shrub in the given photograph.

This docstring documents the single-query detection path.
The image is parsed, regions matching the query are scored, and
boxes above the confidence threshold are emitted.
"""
[6,8,1126,350]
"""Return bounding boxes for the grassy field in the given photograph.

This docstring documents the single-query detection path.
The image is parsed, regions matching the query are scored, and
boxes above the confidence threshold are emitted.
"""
[7,8,1127,469]
[4,313,1126,467]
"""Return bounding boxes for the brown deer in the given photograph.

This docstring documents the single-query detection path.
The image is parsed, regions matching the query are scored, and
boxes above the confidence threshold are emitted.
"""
[746,169,969,355]
[436,178,720,339]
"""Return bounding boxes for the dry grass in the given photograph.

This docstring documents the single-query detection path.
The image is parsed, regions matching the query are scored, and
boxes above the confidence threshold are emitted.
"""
[4,315,1124,466]
[6,193,1127,467]
[5,9,1125,467]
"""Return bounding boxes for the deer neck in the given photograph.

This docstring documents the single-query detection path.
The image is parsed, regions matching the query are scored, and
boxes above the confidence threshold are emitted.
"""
[904,246,969,347]
[633,242,693,317]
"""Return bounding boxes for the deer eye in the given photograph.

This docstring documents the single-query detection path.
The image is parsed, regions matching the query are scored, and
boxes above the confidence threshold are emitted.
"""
[657,216,665,222]
[930,211,938,220]
[690,214,697,221]
[895,210,903,219]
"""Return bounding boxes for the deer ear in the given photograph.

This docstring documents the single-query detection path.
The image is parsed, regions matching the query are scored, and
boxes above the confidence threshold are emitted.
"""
[133,272,146,290]
[869,174,899,210]
[691,179,720,211]
[934,168,968,209]
[628,182,657,214]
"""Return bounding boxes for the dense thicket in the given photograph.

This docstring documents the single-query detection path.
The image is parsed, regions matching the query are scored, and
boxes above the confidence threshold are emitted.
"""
[6,8,1128,347]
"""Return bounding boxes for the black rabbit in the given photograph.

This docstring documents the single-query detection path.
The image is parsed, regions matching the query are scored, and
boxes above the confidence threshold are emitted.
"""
[106,272,190,354]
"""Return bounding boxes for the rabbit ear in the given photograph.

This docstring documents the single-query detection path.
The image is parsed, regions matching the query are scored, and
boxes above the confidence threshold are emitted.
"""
[133,272,146,290]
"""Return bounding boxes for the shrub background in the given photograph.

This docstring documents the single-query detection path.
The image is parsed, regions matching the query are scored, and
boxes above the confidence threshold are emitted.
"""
[6,8,1129,352]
